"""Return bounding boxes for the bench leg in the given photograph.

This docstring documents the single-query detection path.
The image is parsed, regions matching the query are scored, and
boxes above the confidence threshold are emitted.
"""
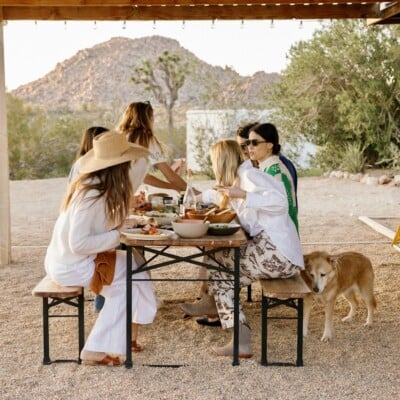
[261,296,268,366]
[246,285,252,302]
[296,298,304,367]
[78,291,85,364]
[42,297,51,365]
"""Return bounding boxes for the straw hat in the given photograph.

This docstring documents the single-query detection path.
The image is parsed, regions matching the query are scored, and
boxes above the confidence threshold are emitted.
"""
[79,130,150,174]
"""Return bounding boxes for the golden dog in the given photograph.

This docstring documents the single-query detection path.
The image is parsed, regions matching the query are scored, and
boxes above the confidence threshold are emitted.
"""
[302,251,377,342]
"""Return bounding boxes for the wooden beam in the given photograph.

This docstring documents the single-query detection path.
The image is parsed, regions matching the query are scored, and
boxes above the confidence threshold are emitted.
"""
[0,4,381,21]
[358,216,395,240]
[368,1,400,24]
[0,1,388,5]
[0,23,11,266]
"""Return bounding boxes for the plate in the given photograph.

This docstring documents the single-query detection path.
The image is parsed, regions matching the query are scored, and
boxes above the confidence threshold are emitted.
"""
[122,228,174,240]
[207,223,241,236]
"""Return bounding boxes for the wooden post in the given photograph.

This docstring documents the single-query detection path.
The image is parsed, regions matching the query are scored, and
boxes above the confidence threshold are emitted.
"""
[0,22,11,265]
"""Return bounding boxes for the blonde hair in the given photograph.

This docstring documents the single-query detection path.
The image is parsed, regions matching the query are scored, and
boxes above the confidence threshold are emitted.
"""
[62,162,132,229]
[117,102,162,150]
[210,140,244,186]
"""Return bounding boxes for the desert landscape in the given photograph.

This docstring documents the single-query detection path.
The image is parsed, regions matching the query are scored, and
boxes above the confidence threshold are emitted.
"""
[1,175,400,400]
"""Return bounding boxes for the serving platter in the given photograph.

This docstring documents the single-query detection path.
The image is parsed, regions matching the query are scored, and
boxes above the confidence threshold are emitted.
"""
[122,228,174,240]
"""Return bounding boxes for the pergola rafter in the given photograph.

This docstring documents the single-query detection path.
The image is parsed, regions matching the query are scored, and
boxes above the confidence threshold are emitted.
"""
[0,1,399,24]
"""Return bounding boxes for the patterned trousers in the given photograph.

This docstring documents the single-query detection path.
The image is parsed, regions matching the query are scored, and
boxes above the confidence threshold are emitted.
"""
[208,231,300,329]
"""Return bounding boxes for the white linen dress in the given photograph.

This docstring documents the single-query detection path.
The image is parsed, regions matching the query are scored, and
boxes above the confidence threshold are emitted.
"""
[44,182,157,355]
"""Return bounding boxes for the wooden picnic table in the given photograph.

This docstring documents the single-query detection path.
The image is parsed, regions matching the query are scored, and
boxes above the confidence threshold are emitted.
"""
[120,229,248,368]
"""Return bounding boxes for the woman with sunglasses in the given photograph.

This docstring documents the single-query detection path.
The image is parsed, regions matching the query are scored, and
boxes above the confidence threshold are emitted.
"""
[180,139,304,358]
[117,101,189,193]
[247,123,299,232]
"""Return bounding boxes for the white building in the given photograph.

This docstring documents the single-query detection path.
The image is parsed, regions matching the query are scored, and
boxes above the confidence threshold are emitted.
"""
[186,109,270,172]
[186,109,316,172]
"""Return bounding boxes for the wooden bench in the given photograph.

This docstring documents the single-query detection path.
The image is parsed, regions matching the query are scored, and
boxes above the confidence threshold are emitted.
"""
[260,273,311,367]
[32,276,85,365]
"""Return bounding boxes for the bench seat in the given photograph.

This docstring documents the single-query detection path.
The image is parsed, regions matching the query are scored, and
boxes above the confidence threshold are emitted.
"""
[32,276,85,365]
[260,273,311,367]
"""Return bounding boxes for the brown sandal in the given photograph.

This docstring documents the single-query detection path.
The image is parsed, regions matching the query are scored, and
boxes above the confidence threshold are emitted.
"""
[131,340,143,352]
[83,354,121,366]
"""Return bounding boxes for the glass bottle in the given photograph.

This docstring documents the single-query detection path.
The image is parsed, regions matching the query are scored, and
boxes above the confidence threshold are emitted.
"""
[182,170,197,217]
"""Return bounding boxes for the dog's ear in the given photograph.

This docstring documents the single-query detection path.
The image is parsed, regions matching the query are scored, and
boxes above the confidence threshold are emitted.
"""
[303,254,310,270]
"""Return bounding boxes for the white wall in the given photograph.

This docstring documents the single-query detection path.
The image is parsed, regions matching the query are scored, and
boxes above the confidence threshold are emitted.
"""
[186,109,270,171]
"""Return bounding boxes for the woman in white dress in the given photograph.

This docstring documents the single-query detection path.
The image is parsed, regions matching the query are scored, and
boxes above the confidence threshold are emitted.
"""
[45,130,157,366]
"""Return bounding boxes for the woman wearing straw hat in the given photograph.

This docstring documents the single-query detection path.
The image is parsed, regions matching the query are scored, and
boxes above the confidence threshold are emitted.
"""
[45,130,157,366]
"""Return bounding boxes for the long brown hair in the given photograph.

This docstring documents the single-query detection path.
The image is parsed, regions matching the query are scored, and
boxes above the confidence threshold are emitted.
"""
[117,102,161,149]
[75,126,108,160]
[62,161,132,229]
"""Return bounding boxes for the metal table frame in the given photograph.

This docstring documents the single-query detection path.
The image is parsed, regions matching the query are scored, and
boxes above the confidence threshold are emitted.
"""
[121,230,247,368]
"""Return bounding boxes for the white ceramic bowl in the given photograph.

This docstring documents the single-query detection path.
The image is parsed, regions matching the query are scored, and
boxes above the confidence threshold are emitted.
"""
[172,219,210,238]
[145,211,178,226]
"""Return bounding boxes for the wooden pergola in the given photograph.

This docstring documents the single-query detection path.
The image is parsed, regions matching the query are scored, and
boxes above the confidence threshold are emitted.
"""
[0,1,399,265]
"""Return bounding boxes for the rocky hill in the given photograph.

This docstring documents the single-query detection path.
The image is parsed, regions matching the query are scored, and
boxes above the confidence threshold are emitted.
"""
[11,35,279,113]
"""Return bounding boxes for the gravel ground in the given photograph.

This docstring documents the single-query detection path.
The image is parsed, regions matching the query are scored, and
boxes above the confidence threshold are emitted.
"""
[1,176,399,400]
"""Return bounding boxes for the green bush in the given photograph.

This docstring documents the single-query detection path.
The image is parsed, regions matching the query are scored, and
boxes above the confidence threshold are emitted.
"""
[340,142,367,173]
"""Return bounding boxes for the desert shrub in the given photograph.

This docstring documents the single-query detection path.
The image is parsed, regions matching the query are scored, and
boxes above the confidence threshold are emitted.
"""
[340,142,367,173]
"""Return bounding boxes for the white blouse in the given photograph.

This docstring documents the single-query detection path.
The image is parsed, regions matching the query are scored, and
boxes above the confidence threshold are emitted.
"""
[202,161,304,268]
[45,188,121,287]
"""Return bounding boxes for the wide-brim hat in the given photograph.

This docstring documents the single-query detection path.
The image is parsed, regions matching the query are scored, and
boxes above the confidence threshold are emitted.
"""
[79,130,150,174]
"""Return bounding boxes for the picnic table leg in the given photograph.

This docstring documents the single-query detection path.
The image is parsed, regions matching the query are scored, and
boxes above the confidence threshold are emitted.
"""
[78,291,85,364]
[125,245,133,368]
[232,246,240,366]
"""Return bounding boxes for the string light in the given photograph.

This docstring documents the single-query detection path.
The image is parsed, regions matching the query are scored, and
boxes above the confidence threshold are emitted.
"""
[182,20,186,30]
[299,20,303,29]
[93,21,97,30]
[240,18,244,29]
[270,19,274,29]
[153,19,156,30]
[211,19,216,30]
[122,20,127,30]
[64,20,67,30]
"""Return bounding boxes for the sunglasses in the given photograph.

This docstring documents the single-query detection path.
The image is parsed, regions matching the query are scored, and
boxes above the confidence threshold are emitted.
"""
[245,139,268,147]
[239,143,248,150]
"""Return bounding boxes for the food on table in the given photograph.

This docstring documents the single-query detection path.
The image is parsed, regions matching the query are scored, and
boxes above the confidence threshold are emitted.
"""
[140,224,160,235]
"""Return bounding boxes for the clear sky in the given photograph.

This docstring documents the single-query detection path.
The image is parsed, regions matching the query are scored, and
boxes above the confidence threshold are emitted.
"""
[3,19,325,90]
